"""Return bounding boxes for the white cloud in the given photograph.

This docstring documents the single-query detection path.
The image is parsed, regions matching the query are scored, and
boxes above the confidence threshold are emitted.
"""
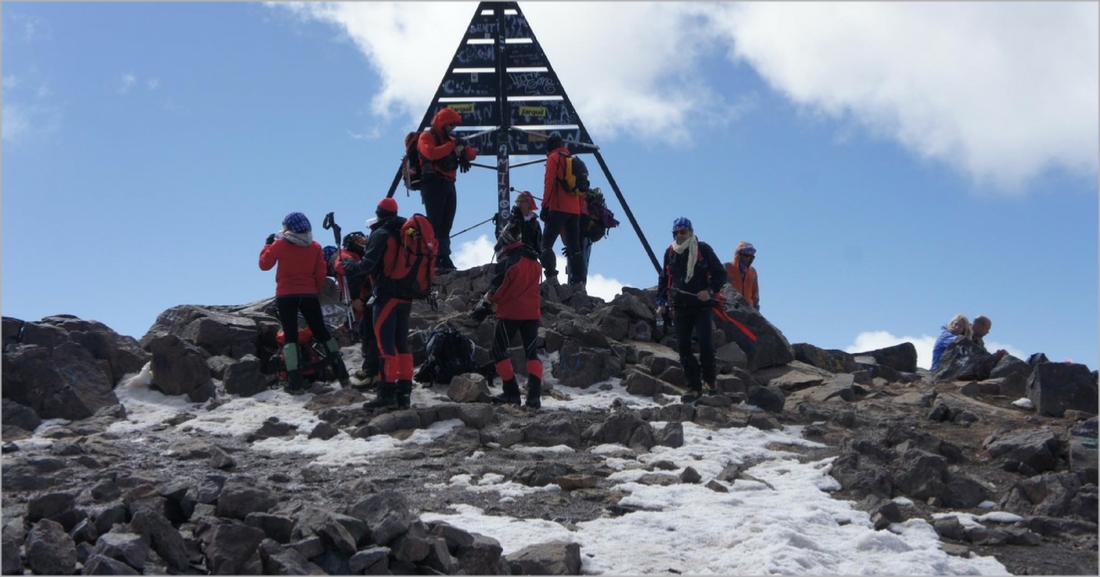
[585,273,624,302]
[119,72,137,94]
[845,330,1025,371]
[272,2,1097,192]
[146,78,160,90]
[452,234,496,271]
[2,105,31,143]
[710,2,1099,191]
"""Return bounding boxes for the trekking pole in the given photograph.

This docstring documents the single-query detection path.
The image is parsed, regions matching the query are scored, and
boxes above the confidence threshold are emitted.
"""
[322,212,356,334]
[450,216,495,239]
[670,288,758,342]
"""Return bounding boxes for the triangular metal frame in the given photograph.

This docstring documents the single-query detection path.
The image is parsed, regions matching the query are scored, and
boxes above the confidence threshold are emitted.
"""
[385,1,660,273]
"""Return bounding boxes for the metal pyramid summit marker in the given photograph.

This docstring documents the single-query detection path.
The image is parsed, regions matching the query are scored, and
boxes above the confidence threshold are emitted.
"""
[386,1,660,272]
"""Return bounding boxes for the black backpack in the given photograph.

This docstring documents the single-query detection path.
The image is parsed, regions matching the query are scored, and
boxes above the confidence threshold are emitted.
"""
[402,132,423,191]
[414,326,478,384]
[582,187,620,242]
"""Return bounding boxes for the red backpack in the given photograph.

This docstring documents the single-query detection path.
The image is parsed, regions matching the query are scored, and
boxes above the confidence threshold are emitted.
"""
[382,213,438,299]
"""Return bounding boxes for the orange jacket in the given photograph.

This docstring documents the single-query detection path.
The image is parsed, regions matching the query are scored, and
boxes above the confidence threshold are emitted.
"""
[543,147,582,215]
[418,108,477,182]
[725,241,759,308]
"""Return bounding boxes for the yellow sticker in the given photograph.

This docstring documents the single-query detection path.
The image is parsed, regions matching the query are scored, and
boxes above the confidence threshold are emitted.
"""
[448,103,475,114]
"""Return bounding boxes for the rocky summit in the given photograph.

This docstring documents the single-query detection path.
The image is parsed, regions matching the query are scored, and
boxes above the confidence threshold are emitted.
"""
[2,265,1097,575]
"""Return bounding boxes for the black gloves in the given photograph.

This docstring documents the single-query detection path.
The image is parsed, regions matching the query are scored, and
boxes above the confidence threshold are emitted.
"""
[469,300,493,323]
[265,233,277,245]
[458,156,472,173]
[539,206,549,222]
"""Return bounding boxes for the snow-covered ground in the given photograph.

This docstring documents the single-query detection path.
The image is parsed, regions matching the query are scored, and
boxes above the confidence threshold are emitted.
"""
[26,362,1010,575]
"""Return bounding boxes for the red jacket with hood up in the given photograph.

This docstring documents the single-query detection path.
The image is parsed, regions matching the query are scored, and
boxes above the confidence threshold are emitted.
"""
[259,238,327,297]
[418,108,478,182]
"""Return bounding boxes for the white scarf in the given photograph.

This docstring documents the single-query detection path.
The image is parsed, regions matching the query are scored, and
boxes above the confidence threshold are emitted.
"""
[671,234,698,282]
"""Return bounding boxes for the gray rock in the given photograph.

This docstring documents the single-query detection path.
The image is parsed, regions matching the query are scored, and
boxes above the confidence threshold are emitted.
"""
[1,399,41,432]
[1027,362,1098,418]
[933,339,997,382]
[223,355,266,397]
[196,521,266,575]
[130,510,190,571]
[258,542,326,575]
[95,531,150,570]
[149,334,212,397]
[82,554,141,575]
[934,516,967,541]
[455,532,504,575]
[448,373,492,403]
[983,428,1060,474]
[622,369,662,397]
[2,342,119,420]
[424,537,459,574]
[654,421,684,448]
[245,513,296,544]
[216,481,277,520]
[349,546,391,574]
[1,535,21,576]
[793,343,860,373]
[25,519,77,575]
[349,490,413,546]
[851,342,918,373]
[522,416,582,448]
[506,540,581,575]
[746,385,785,414]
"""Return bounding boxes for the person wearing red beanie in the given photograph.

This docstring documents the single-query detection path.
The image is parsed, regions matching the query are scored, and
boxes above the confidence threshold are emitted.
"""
[417,108,477,272]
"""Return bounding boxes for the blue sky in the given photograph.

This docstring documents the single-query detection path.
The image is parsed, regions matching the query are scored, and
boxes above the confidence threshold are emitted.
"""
[3,2,1097,370]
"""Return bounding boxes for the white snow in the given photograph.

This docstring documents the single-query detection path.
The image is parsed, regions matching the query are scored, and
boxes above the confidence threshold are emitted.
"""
[51,360,1009,574]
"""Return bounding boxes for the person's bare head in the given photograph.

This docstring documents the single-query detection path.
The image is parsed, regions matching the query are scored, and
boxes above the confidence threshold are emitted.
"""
[972,315,992,339]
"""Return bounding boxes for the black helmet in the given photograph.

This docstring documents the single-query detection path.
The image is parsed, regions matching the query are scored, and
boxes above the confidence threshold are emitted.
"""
[342,231,366,250]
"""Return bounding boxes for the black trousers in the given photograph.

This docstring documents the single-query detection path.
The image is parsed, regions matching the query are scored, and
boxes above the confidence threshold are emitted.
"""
[540,211,586,285]
[490,318,540,364]
[421,178,457,265]
[673,306,716,390]
[276,295,332,354]
[358,307,381,376]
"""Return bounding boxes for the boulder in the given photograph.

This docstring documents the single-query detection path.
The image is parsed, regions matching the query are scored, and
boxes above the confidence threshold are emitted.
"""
[934,339,997,382]
[1,342,119,421]
[792,343,859,373]
[223,355,266,397]
[713,286,794,372]
[25,519,77,576]
[148,334,213,398]
[1027,362,1098,418]
[38,315,151,383]
[851,341,918,373]
[506,541,582,575]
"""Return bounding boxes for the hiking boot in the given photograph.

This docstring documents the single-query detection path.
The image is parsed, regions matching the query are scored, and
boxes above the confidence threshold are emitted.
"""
[680,388,703,404]
[396,380,413,409]
[324,339,352,387]
[363,382,398,410]
[704,382,718,394]
[286,370,305,393]
[490,378,522,406]
[525,376,542,409]
[353,373,378,390]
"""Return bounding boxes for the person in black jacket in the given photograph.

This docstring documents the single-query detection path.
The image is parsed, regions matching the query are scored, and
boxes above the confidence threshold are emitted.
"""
[342,198,415,410]
[655,217,728,403]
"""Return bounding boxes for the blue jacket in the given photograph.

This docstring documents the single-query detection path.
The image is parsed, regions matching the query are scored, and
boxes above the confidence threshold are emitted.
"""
[930,326,960,371]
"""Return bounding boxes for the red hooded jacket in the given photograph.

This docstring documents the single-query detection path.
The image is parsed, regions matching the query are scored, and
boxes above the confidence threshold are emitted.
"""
[488,246,542,321]
[259,239,327,297]
[543,146,582,215]
[418,108,478,182]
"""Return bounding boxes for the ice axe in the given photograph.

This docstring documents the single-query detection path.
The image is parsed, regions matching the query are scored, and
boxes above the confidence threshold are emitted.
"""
[670,287,758,343]
[321,212,356,333]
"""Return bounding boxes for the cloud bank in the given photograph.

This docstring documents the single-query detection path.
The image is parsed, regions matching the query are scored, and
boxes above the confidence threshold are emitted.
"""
[272,2,1097,192]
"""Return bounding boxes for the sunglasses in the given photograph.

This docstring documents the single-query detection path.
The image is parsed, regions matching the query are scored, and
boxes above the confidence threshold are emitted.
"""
[672,229,690,237]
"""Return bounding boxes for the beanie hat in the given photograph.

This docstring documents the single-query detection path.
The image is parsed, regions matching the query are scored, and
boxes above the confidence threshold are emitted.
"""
[739,242,756,256]
[516,190,538,210]
[282,212,311,233]
[672,217,693,231]
[343,231,366,249]
[546,134,563,152]
[376,197,399,218]
[323,245,339,265]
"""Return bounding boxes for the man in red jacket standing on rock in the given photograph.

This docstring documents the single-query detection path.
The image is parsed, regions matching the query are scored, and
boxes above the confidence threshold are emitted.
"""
[540,133,587,291]
[418,107,477,273]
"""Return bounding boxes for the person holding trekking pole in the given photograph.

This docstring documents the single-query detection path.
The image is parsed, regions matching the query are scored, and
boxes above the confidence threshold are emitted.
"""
[655,217,728,404]
[259,212,352,391]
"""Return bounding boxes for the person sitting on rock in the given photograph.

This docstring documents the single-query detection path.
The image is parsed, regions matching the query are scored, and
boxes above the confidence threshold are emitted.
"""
[971,315,1008,362]
[724,241,759,311]
[472,228,544,409]
[259,211,351,391]
[655,217,728,403]
[931,314,972,371]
